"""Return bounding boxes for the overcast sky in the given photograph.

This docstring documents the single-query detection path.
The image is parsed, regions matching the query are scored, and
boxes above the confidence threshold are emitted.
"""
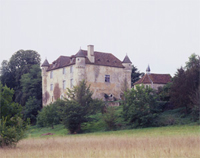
[0,0,199,76]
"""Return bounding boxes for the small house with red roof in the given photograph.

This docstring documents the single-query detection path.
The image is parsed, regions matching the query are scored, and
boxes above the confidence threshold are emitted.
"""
[41,45,132,106]
[134,65,171,90]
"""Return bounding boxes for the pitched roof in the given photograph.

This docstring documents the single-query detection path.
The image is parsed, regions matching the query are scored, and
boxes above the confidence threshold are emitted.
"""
[41,59,49,67]
[134,73,171,85]
[122,55,132,63]
[46,49,125,71]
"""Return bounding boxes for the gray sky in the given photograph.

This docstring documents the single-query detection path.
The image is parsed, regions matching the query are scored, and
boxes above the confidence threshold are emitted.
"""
[0,0,199,76]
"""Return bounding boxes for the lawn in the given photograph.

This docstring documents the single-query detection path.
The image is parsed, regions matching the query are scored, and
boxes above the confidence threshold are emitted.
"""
[0,125,199,158]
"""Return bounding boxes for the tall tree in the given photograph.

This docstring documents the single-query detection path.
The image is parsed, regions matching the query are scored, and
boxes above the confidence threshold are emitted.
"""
[0,50,41,106]
[60,80,103,133]
[131,65,144,87]
[170,53,200,114]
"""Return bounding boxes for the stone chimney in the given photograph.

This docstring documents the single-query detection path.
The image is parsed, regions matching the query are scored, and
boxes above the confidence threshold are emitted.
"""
[87,45,95,63]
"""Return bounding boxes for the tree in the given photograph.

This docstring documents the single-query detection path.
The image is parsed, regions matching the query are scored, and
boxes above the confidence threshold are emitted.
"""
[0,50,41,106]
[170,54,200,114]
[0,83,28,147]
[61,80,103,133]
[37,102,60,129]
[23,96,41,125]
[20,64,42,110]
[122,85,160,127]
[131,65,144,87]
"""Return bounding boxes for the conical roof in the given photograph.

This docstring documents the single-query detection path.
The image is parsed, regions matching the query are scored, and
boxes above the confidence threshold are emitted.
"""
[41,59,49,67]
[146,65,151,72]
[76,49,85,57]
[122,55,132,63]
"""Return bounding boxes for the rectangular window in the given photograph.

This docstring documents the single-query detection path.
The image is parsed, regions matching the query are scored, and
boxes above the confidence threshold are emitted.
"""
[70,79,73,88]
[63,68,66,74]
[50,70,53,79]
[70,66,73,73]
[50,84,53,91]
[63,80,66,90]
[105,75,110,83]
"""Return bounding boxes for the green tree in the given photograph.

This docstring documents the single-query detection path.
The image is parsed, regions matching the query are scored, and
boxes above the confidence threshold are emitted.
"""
[0,50,41,106]
[61,80,103,133]
[170,53,200,114]
[131,65,144,87]
[23,96,41,125]
[122,85,159,127]
[37,101,60,129]
[20,64,42,118]
[0,83,28,147]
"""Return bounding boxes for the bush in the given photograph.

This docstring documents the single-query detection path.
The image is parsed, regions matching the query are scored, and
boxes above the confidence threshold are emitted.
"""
[37,102,60,129]
[0,84,28,147]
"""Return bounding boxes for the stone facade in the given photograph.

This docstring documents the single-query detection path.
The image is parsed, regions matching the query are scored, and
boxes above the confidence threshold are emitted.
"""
[41,45,132,106]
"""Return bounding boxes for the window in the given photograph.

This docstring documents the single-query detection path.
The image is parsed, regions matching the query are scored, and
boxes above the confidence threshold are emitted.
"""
[50,84,53,91]
[70,79,73,88]
[50,71,53,78]
[105,75,110,83]
[70,66,73,73]
[63,80,66,90]
[63,68,66,74]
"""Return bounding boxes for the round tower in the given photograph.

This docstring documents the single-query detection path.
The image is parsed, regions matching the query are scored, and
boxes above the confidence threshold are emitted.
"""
[122,55,132,89]
[75,49,86,82]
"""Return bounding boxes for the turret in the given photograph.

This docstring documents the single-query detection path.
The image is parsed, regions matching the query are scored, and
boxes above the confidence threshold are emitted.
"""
[122,55,132,89]
[75,49,86,82]
[122,55,132,70]
[146,65,151,74]
[41,59,49,76]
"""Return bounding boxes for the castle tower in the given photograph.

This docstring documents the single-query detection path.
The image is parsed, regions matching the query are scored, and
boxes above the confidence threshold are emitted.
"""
[41,59,49,105]
[75,49,86,83]
[122,55,132,89]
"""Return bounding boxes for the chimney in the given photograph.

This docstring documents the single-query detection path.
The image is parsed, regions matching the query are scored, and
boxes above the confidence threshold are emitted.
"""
[87,45,94,63]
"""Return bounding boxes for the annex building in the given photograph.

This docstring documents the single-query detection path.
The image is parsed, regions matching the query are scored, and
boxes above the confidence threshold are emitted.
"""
[41,45,132,106]
[134,65,171,90]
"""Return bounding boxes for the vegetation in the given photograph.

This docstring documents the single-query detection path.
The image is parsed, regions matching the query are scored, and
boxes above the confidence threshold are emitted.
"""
[122,85,160,127]
[0,84,28,147]
[170,53,199,116]
[1,125,199,158]
[59,80,103,133]
[131,65,144,86]
[37,102,60,129]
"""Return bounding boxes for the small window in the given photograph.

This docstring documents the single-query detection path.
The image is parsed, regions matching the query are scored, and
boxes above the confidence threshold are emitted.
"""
[63,80,66,90]
[105,75,110,83]
[70,79,73,88]
[50,71,53,78]
[63,68,66,74]
[70,66,73,73]
[50,84,53,91]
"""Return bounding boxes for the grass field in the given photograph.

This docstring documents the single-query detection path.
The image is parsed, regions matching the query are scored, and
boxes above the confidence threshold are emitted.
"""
[0,125,199,158]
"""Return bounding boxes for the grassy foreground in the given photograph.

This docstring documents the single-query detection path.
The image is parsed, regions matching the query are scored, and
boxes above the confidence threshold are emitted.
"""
[0,125,199,158]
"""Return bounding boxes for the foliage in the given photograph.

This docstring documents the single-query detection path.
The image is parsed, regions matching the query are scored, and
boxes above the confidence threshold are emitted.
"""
[23,96,41,125]
[0,50,41,106]
[20,64,42,107]
[60,80,103,133]
[122,85,160,127]
[0,83,28,147]
[37,102,60,129]
[131,65,144,87]
[102,106,118,130]
[170,53,200,114]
